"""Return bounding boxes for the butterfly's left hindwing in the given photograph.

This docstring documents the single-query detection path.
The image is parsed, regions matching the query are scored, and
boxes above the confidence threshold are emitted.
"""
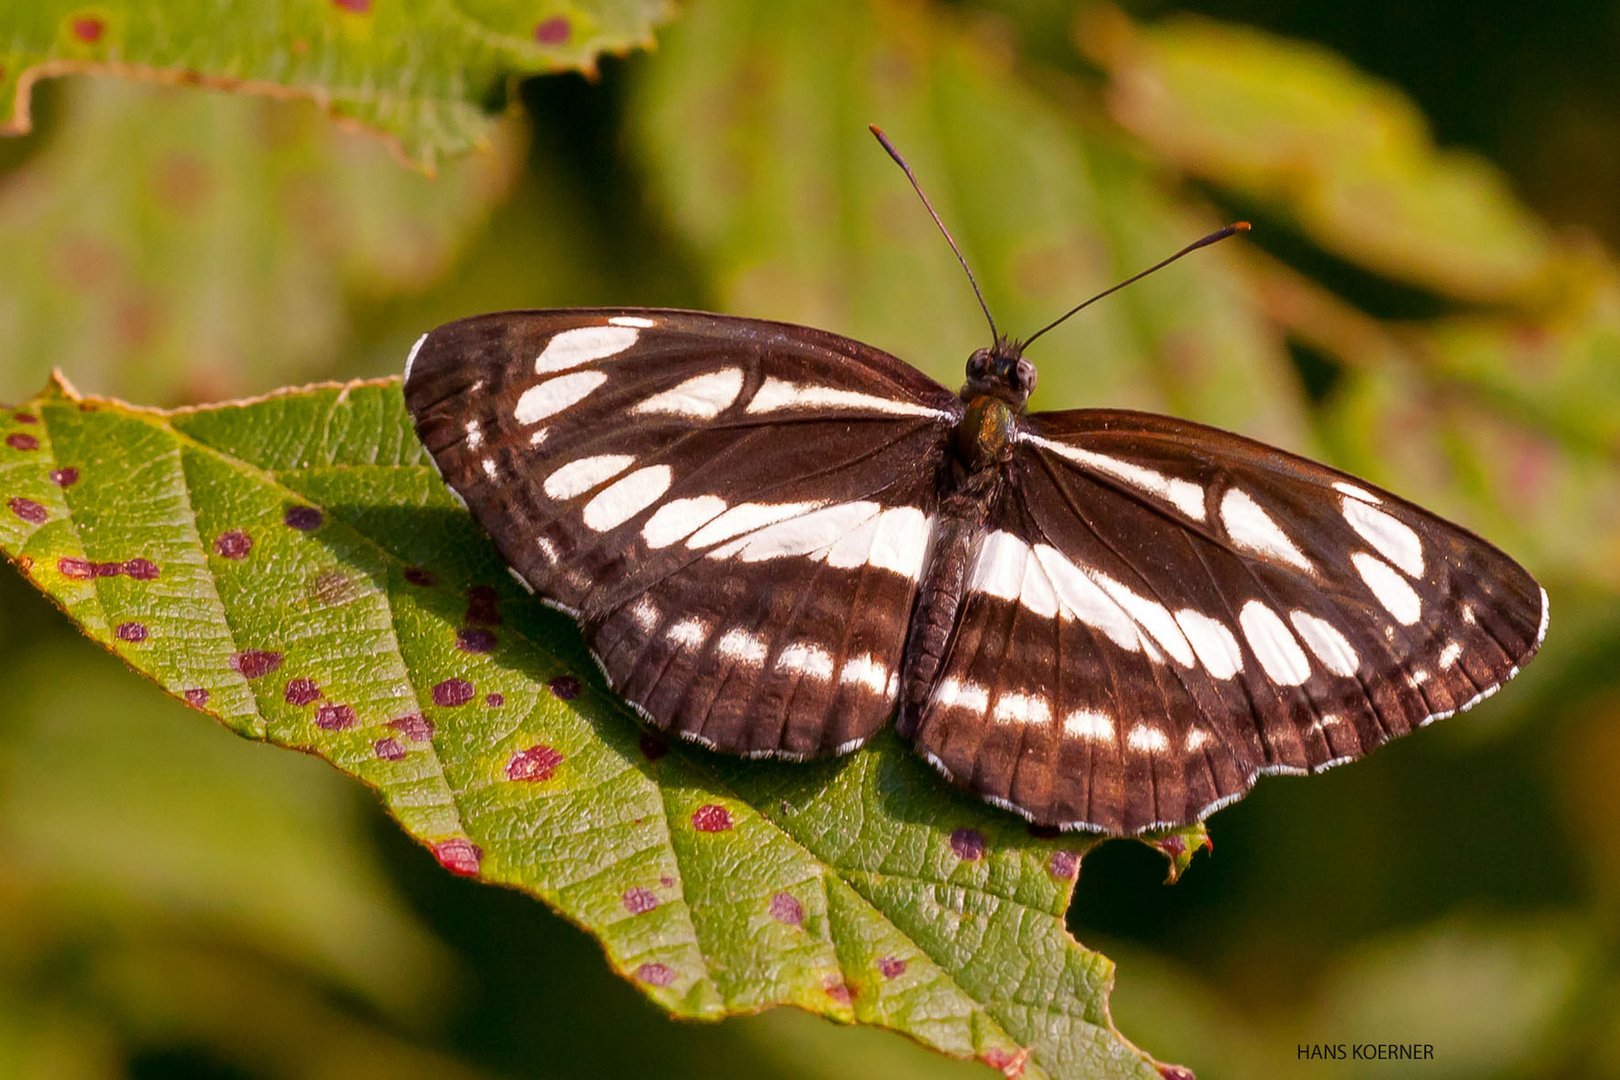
[909,408,1547,833]
[406,309,961,760]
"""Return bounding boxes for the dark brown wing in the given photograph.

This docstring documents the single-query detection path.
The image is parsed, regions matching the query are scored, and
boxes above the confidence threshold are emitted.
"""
[406,309,961,759]
[908,408,1547,833]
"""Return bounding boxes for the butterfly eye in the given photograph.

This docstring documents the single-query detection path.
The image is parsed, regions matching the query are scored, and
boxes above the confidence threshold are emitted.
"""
[1015,357,1037,394]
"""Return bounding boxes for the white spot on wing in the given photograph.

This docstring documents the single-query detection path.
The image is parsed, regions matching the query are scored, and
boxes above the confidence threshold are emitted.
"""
[775,643,834,681]
[1333,481,1380,504]
[609,315,656,328]
[642,495,728,549]
[581,465,672,532]
[534,325,640,373]
[866,506,932,579]
[993,692,1052,727]
[1352,551,1422,624]
[1020,433,1206,521]
[1031,543,1142,652]
[687,501,823,548]
[629,598,659,633]
[480,456,498,479]
[1093,574,1194,667]
[463,418,483,449]
[1220,488,1312,571]
[632,368,745,419]
[716,628,767,665]
[707,500,880,562]
[1064,709,1114,742]
[1127,724,1170,752]
[1239,600,1311,686]
[933,677,988,712]
[666,617,708,647]
[1289,610,1360,677]
[1342,497,1424,577]
[1185,728,1212,752]
[1438,641,1462,670]
[745,377,952,420]
[544,453,635,500]
[839,655,890,695]
[1174,609,1244,679]
[514,370,608,425]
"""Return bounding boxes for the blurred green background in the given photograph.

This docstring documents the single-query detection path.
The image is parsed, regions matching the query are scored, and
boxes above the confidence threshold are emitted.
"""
[3,1,1619,1077]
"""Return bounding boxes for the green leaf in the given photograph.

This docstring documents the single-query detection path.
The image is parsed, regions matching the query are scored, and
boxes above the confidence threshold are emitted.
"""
[0,0,673,168]
[1082,12,1561,304]
[0,377,1205,1080]
[627,0,1312,450]
[0,78,523,406]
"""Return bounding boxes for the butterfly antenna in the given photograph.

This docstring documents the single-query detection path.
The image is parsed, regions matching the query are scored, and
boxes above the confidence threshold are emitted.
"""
[869,125,999,344]
[1022,222,1251,349]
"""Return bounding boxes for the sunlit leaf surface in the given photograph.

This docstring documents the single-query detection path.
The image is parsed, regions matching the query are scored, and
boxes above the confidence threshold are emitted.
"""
[0,0,673,166]
[0,377,1208,1080]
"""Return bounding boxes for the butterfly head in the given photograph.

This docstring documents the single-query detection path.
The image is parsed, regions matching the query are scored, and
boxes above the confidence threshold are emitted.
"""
[964,338,1036,410]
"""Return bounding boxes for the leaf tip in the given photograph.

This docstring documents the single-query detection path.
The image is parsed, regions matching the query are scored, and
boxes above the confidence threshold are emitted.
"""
[45,368,83,401]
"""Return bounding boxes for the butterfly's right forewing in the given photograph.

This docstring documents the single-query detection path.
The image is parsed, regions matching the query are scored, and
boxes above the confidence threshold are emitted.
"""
[406,309,961,759]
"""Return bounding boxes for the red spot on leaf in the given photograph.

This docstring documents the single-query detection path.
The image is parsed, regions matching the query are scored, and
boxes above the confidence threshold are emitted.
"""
[1157,1067,1196,1080]
[485,692,504,707]
[465,585,500,625]
[456,627,496,653]
[390,713,434,741]
[432,838,482,877]
[315,703,357,730]
[283,678,321,706]
[1158,834,1186,858]
[122,558,159,580]
[768,892,804,925]
[116,622,147,643]
[58,557,93,579]
[691,804,732,833]
[283,505,323,531]
[660,875,674,888]
[374,737,406,761]
[5,433,38,451]
[50,467,79,487]
[71,16,105,43]
[7,497,45,524]
[184,688,209,707]
[331,0,370,12]
[403,566,436,586]
[823,976,855,1004]
[13,412,36,424]
[92,561,122,578]
[433,679,475,707]
[231,650,283,679]
[950,827,986,861]
[506,744,563,782]
[533,16,571,44]
[639,733,668,760]
[548,674,581,700]
[983,1047,1030,1078]
[622,887,659,914]
[214,530,252,559]
[634,962,675,987]
[1049,850,1079,881]
[878,955,906,979]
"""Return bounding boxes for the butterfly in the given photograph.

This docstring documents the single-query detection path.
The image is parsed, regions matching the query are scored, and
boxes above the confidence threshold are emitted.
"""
[403,130,1546,835]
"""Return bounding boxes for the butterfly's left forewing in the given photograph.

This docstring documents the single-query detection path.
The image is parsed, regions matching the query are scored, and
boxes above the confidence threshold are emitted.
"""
[910,408,1547,833]
[406,309,962,759]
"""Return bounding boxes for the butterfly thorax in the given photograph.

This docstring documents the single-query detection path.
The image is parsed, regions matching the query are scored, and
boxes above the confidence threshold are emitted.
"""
[899,365,1024,738]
